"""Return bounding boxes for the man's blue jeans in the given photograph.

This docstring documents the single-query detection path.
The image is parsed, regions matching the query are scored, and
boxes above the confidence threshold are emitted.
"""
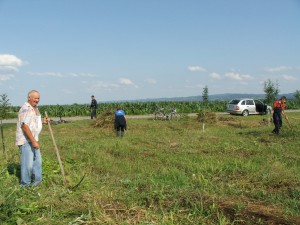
[19,142,42,187]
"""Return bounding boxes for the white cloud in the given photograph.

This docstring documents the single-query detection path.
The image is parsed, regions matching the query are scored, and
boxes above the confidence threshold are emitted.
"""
[0,66,19,72]
[0,74,14,81]
[119,78,133,85]
[210,72,221,80]
[86,78,139,91]
[187,66,207,72]
[0,55,23,81]
[119,78,138,88]
[29,72,64,77]
[28,72,95,77]
[144,78,157,84]
[282,74,297,81]
[265,66,291,72]
[0,54,23,67]
[225,72,253,81]
[69,72,95,77]
[241,74,253,80]
[91,81,120,89]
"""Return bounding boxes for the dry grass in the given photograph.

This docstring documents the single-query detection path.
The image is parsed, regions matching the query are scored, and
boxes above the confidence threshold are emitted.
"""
[93,109,115,128]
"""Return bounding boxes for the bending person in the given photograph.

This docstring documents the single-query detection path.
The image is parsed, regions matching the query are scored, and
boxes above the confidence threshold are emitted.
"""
[114,107,127,137]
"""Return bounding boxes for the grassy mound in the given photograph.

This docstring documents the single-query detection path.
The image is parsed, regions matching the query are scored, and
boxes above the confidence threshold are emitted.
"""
[93,109,114,128]
[197,111,217,124]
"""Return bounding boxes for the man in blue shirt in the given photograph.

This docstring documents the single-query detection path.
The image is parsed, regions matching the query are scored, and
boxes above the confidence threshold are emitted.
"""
[114,107,126,137]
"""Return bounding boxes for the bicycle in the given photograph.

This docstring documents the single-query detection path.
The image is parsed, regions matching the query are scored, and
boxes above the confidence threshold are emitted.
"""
[169,108,180,120]
[154,108,180,120]
[154,108,167,120]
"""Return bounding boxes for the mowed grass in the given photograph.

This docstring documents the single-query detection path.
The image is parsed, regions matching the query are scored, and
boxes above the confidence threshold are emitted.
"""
[0,113,300,224]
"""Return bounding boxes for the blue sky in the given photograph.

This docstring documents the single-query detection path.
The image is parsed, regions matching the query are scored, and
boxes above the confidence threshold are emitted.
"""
[0,0,299,106]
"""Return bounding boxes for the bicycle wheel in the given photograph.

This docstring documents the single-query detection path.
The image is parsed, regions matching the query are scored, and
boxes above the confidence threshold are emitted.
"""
[171,113,180,120]
[156,112,165,120]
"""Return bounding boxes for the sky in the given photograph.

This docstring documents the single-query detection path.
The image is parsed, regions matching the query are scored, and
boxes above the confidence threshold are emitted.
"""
[0,0,300,106]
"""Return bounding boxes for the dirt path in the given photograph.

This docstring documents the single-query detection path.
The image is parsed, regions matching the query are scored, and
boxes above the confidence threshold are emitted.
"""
[2,110,299,124]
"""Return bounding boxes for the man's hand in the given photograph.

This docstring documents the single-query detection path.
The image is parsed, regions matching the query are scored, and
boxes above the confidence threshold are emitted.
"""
[21,123,40,149]
[32,140,40,149]
[43,117,50,124]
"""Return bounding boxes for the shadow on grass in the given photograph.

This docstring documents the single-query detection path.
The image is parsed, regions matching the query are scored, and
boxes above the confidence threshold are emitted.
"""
[238,130,264,137]
[7,163,21,183]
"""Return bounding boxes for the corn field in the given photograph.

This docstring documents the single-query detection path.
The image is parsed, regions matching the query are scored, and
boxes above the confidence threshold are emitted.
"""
[4,100,300,119]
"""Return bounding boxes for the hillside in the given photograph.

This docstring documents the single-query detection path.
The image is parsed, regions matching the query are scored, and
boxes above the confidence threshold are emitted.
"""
[121,92,296,103]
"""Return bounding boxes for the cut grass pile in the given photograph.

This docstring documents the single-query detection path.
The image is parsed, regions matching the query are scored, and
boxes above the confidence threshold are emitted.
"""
[0,112,299,224]
[93,109,115,128]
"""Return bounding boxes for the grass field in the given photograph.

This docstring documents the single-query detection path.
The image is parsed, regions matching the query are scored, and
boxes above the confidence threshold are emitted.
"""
[0,112,299,224]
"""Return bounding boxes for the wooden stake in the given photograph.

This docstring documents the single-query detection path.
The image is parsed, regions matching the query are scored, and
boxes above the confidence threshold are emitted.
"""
[1,120,7,160]
[45,112,67,187]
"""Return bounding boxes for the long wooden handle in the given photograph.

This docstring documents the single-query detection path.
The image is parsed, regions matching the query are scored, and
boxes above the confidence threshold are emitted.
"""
[285,117,292,129]
[45,112,68,187]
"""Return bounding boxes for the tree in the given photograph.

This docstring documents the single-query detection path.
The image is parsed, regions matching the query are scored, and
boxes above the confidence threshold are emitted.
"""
[263,79,279,105]
[294,90,300,104]
[202,85,209,104]
[0,93,11,121]
[0,93,10,160]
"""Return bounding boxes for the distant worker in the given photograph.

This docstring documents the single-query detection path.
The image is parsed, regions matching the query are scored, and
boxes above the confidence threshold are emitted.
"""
[90,95,98,119]
[114,107,127,137]
[272,96,288,135]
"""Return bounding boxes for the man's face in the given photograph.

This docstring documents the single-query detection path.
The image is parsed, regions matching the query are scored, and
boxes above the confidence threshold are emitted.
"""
[28,92,40,107]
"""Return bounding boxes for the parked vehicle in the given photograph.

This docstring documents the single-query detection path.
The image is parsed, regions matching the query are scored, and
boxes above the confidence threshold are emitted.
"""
[227,99,272,116]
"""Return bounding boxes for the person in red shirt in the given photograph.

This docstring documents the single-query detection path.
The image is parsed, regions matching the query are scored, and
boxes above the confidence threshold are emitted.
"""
[272,96,288,134]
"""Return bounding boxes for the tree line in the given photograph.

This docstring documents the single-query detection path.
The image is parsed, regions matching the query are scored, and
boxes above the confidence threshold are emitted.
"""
[1,80,300,119]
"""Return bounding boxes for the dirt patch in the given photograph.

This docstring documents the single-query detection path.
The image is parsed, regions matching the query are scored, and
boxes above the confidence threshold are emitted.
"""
[218,116,238,122]
[169,141,179,148]
[217,197,300,225]
[173,193,300,225]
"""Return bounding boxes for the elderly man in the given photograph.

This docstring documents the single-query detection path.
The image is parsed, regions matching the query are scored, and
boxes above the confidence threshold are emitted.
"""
[16,90,48,187]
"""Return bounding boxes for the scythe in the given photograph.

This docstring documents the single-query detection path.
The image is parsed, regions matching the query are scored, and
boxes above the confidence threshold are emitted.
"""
[45,112,85,189]
[285,116,293,130]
